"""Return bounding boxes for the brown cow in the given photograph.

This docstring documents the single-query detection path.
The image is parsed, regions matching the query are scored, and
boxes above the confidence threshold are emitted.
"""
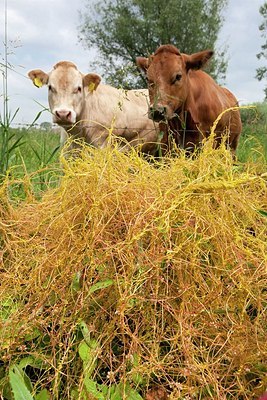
[136,45,242,154]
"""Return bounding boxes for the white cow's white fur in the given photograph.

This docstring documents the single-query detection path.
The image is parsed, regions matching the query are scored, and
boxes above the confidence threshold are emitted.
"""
[28,61,159,155]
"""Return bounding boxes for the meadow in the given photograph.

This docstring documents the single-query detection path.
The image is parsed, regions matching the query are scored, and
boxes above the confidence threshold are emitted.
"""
[2,103,266,188]
[0,103,266,400]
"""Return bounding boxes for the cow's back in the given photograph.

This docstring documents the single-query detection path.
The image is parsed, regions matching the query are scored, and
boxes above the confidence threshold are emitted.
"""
[188,70,242,149]
[80,84,159,153]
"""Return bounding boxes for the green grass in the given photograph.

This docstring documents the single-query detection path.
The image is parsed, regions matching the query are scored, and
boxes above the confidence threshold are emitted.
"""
[5,126,60,172]
[237,102,267,163]
[1,102,266,181]
[0,126,61,198]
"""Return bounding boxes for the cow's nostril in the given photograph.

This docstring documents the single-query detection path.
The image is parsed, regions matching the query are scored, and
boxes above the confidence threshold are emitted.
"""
[149,106,166,122]
[55,110,72,122]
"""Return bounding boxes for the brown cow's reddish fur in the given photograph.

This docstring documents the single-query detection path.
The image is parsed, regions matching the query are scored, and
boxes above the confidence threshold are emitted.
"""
[136,45,242,154]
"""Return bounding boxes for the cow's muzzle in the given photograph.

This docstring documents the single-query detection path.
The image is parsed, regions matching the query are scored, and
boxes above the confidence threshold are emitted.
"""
[149,106,167,122]
[54,109,75,125]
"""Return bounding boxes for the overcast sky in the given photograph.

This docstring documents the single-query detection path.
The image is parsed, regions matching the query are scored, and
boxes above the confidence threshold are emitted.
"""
[0,0,266,126]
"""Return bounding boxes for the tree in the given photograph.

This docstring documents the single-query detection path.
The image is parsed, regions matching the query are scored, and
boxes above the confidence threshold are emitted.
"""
[256,1,267,100]
[40,122,52,132]
[79,0,228,89]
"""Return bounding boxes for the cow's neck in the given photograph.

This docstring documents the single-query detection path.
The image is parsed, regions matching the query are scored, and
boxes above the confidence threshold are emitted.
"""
[167,100,201,150]
[174,101,197,131]
[63,120,87,140]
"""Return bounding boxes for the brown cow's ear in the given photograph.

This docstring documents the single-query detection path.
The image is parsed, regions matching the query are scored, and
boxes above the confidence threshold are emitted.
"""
[28,70,49,88]
[83,73,101,92]
[184,50,214,71]
[136,57,149,73]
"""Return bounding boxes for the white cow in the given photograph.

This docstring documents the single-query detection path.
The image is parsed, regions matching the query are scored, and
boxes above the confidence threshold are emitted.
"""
[28,61,159,154]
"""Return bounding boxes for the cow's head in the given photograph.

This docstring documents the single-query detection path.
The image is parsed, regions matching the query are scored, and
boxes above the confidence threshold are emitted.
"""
[28,61,101,126]
[136,45,213,122]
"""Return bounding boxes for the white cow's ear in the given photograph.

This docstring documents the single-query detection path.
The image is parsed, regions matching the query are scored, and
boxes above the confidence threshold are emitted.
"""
[83,74,101,92]
[28,70,49,88]
[184,50,214,72]
[136,57,149,73]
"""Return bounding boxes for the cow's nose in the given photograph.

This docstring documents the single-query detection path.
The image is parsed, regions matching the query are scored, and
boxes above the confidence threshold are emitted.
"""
[149,106,166,122]
[55,110,72,122]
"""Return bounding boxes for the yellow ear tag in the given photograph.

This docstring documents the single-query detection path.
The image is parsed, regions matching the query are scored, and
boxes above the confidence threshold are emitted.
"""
[34,77,43,88]
[88,82,95,92]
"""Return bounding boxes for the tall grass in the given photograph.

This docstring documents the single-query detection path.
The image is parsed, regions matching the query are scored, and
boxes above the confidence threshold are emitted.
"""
[0,0,24,179]
[0,110,21,176]
[0,0,61,190]
[0,126,61,198]
[237,102,267,163]
[5,126,60,174]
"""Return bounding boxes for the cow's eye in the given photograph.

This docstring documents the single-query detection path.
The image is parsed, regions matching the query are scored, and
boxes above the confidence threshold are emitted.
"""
[173,74,182,83]
[48,85,56,93]
[147,80,155,88]
[74,86,82,94]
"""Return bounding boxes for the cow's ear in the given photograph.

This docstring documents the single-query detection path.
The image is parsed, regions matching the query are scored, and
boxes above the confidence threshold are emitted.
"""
[136,57,149,73]
[184,50,214,71]
[28,70,49,88]
[83,73,101,92]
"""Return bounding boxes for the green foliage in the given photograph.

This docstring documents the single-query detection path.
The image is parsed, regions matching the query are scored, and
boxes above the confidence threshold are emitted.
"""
[67,328,144,399]
[0,126,61,197]
[1,358,49,400]
[237,102,267,163]
[40,122,53,132]
[1,320,144,400]
[5,127,59,172]
[256,1,267,99]
[0,2,25,181]
[9,365,34,400]
[79,0,228,88]
[0,109,23,178]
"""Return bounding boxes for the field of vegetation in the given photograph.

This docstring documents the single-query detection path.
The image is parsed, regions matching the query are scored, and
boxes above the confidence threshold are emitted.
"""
[0,103,266,400]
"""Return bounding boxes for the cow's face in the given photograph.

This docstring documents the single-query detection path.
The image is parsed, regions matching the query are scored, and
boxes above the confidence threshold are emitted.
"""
[136,45,213,122]
[28,61,101,126]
